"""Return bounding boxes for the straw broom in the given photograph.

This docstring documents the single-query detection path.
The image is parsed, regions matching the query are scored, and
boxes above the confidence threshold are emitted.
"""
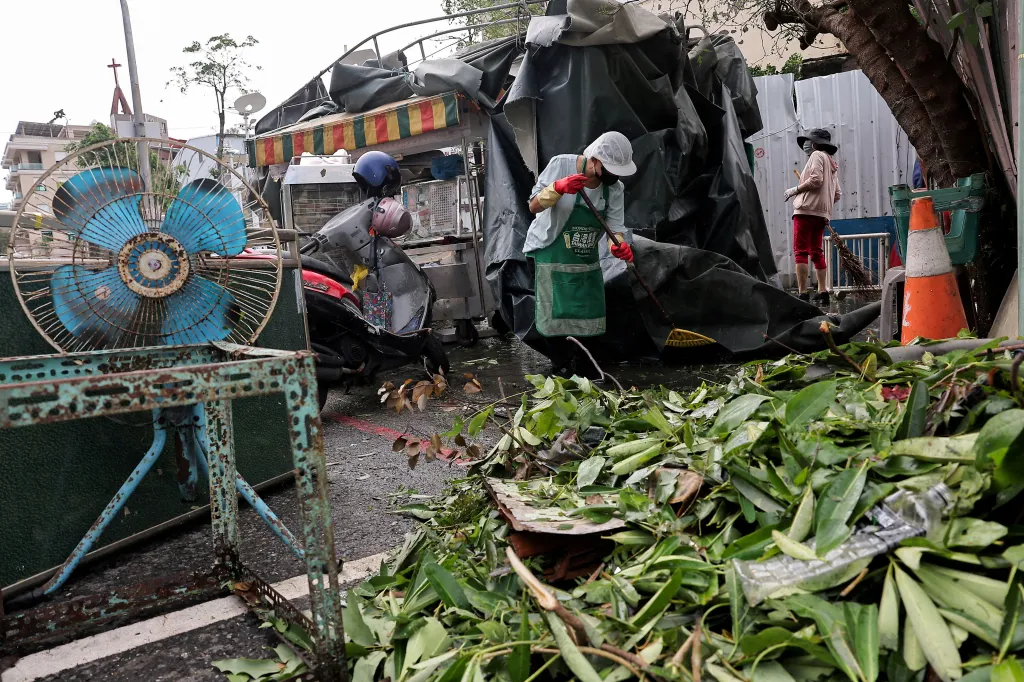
[793,169,874,292]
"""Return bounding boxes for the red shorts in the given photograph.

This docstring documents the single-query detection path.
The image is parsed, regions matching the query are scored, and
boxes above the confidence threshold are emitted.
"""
[793,214,827,270]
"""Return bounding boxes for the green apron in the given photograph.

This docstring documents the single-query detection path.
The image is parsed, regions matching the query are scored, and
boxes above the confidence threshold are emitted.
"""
[532,185,609,338]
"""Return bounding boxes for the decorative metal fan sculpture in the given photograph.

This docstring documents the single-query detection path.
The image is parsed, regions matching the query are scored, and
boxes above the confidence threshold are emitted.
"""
[7,138,280,352]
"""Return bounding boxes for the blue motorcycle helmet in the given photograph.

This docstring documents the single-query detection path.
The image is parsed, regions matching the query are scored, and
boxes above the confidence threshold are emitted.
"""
[353,151,402,198]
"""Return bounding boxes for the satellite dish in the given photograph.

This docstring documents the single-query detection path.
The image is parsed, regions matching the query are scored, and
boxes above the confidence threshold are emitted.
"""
[234,92,267,116]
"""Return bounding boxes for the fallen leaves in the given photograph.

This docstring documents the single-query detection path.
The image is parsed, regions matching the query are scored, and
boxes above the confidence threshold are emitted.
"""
[379,373,449,414]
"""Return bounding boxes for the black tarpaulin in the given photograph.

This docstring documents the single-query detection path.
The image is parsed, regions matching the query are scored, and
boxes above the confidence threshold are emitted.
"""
[255,78,330,136]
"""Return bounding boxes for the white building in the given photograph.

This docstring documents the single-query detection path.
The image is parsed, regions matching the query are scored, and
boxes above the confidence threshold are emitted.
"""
[172,133,250,187]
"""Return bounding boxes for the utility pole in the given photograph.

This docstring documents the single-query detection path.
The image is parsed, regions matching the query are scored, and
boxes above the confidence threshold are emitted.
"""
[119,0,152,191]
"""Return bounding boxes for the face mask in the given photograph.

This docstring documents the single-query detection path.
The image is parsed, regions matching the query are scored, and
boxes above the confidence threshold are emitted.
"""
[599,170,619,186]
[802,141,813,156]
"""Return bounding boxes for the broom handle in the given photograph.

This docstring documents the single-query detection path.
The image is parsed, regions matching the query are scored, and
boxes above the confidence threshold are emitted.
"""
[577,190,675,326]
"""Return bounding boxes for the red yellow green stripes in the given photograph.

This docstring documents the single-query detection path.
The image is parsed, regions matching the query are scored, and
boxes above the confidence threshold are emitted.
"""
[247,92,462,167]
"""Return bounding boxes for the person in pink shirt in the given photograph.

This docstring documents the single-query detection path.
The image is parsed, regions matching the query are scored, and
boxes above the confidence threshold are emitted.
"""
[785,129,841,306]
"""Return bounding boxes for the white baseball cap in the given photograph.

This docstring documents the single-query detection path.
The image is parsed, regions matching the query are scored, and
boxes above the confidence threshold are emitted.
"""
[584,131,637,177]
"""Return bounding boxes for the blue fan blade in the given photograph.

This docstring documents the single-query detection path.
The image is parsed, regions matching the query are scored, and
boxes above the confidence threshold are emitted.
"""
[51,265,139,342]
[53,168,147,251]
[162,179,247,256]
[161,275,238,345]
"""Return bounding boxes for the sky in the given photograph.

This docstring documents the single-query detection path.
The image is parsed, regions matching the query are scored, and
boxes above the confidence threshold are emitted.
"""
[0,0,464,203]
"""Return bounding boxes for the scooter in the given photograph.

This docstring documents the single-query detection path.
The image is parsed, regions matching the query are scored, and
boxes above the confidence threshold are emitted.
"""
[298,154,450,410]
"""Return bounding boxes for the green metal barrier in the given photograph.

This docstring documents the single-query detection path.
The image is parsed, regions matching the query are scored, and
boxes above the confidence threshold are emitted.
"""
[0,263,309,589]
[889,173,986,266]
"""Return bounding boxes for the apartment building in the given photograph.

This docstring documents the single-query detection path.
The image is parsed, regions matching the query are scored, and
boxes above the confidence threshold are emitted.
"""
[1,121,93,211]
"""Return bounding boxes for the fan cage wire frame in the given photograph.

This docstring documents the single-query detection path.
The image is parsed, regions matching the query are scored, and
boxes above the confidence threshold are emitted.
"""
[6,137,282,354]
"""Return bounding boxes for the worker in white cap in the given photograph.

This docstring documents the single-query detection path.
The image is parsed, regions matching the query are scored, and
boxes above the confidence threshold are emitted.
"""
[524,131,637,338]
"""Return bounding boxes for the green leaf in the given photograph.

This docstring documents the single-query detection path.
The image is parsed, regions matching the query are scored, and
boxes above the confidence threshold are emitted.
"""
[815,518,853,557]
[890,435,978,463]
[789,486,815,542]
[577,456,606,488]
[604,529,657,545]
[847,603,880,682]
[732,475,786,514]
[976,410,1024,488]
[405,617,450,672]
[467,407,492,436]
[424,562,471,610]
[947,11,967,29]
[630,569,683,628]
[999,569,1023,660]
[947,517,1009,548]
[353,651,387,682]
[895,566,962,681]
[727,564,753,641]
[879,566,901,650]
[643,408,675,436]
[772,530,818,561]
[343,600,376,647]
[544,612,603,682]
[212,658,284,677]
[976,1,994,16]
[965,22,980,45]
[713,394,769,435]
[785,380,838,427]
[510,599,530,682]
[815,463,868,535]
[993,658,1024,682]
[895,381,929,441]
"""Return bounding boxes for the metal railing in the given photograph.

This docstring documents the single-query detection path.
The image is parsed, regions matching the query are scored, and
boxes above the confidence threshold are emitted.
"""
[824,232,890,292]
[315,0,546,77]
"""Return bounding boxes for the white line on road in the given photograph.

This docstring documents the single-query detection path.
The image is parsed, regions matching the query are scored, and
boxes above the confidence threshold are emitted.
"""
[1,551,390,682]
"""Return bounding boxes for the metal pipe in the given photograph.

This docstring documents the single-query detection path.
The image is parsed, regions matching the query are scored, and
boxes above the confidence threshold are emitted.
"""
[1,470,298,598]
[313,0,546,78]
[462,136,488,320]
[42,411,168,595]
[119,0,152,191]
[401,18,523,59]
[1018,0,1024,336]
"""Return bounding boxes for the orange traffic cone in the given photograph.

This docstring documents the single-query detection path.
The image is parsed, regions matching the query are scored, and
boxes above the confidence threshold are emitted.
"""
[901,196,969,344]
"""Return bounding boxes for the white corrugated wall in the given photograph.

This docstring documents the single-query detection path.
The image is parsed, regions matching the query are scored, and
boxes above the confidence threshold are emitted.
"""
[747,70,917,280]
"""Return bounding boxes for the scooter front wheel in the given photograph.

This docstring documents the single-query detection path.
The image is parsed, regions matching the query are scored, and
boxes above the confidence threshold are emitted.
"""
[422,333,450,377]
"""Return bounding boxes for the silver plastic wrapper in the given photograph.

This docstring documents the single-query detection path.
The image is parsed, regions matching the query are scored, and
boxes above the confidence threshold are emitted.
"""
[733,484,953,606]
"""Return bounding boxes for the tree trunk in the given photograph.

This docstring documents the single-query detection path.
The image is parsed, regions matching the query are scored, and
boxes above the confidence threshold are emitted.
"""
[766,2,953,186]
[844,0,988,180]
[815,7,954,187]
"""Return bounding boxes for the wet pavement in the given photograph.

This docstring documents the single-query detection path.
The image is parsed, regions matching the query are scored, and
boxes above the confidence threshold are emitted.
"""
[2,310,879,680]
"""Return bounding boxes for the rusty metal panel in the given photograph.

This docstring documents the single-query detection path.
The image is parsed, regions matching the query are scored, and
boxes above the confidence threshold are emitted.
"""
[1,345,346,679]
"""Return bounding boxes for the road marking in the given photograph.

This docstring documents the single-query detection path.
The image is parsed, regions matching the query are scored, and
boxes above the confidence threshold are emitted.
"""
[1,551,390,682]
[326,414,464,461]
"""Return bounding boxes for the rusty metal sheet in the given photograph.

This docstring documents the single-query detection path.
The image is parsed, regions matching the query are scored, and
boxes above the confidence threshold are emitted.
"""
[1,571,225,658]
[485,478,625,536]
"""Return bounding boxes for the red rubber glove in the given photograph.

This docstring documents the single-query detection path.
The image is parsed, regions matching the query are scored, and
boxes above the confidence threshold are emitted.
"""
[553,174,588,195]
[611,242,634,263]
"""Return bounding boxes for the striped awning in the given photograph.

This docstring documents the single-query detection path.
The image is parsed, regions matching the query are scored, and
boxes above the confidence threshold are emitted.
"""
[247,92,461,167]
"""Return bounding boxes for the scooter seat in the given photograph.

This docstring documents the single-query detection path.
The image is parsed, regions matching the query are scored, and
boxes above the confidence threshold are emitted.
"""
[301,255,352,285]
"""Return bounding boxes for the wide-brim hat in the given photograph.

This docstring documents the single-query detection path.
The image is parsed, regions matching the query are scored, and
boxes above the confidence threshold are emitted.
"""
[797,128,838,155]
